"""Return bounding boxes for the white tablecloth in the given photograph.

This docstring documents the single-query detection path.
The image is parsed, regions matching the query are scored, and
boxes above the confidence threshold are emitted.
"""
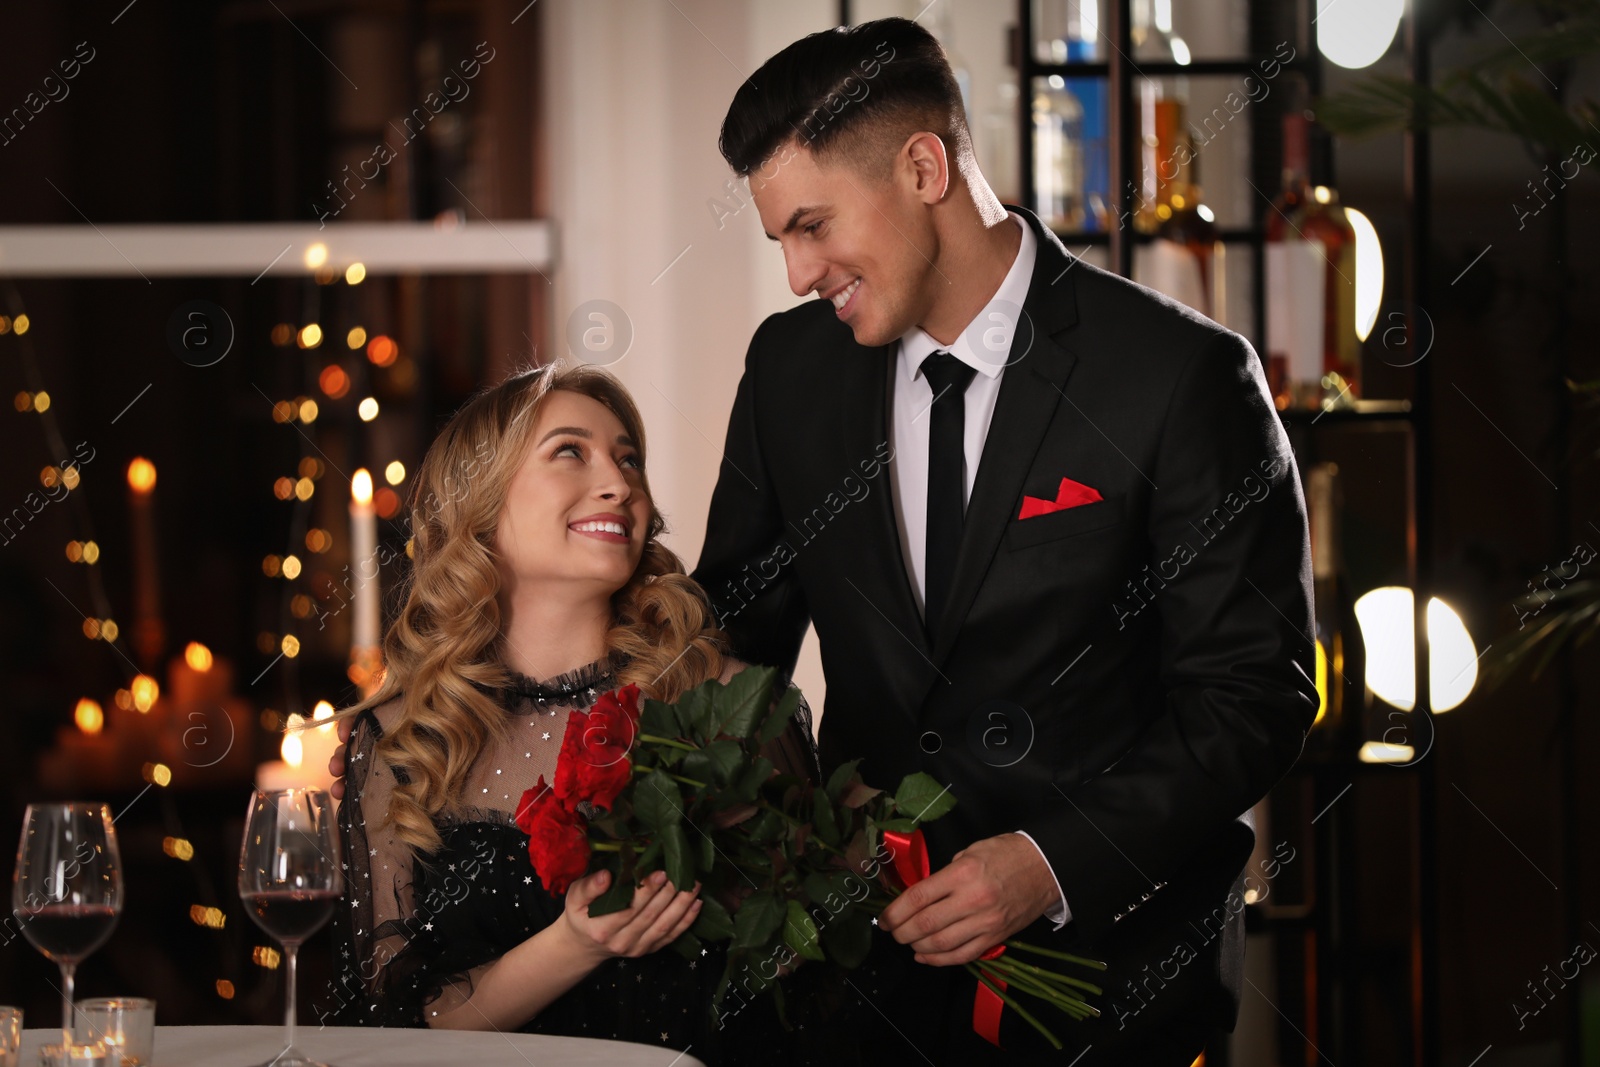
[19,1025,706,1067]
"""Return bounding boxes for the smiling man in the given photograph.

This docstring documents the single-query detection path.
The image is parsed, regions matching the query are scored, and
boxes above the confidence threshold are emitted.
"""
[692,16,1318,1066]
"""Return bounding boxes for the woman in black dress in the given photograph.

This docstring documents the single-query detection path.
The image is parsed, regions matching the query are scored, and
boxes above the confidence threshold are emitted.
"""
[322,363,852,1064]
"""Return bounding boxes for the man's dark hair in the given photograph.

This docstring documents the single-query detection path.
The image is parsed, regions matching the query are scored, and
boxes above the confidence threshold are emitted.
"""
[718,17,972,183]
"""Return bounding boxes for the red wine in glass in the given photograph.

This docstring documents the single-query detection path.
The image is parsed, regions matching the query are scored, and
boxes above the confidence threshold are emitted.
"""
[16,903,120,961]
[239,788,342,1067]
[12,803,124,1053]
[239,890,340,945]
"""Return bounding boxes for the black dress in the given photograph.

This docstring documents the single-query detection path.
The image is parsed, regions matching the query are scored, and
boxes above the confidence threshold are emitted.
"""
[325,653,860,1066]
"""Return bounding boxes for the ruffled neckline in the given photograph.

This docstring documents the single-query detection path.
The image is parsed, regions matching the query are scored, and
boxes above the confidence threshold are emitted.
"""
[499,652,626,711]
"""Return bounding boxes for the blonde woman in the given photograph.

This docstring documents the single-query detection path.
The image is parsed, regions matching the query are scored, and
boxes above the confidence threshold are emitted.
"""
[323,362,843,1064]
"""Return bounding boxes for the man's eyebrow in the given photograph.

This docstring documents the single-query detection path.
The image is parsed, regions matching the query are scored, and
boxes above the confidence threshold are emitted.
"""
[764,205,824,242]
[537,426,639,449]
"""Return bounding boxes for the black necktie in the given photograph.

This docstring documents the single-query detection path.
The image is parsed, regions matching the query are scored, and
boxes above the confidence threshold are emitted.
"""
[921,351,977,645]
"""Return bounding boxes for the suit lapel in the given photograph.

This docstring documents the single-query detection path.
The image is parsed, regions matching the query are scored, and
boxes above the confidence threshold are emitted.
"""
[835,336,938,701]
[927,208,1085,671]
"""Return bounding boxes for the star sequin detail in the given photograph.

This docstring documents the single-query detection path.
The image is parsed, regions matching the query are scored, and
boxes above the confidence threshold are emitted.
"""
[542,732,551,741]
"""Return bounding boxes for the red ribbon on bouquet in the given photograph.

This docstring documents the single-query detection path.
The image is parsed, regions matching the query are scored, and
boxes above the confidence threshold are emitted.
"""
[880,829,1009,1048]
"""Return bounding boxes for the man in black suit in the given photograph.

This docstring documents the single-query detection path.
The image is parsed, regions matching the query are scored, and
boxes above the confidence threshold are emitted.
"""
[692,17,1318,1065]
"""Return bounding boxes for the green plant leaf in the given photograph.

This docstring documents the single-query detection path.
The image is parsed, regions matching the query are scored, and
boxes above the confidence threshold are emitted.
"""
[634,769,684,834]
[662,822,693,889]
[894,772,956,823]
[716,665,779,737]
[820,906,873,969]
[640,697,679,740]
[759,684,801,745]
[676,685,714,742]
[692,894,736,941]
[732,756,775,803]
[824,758,862,803]
[732,889,784,949]
[812,786,840,848]
[683,738,745,788]
[783,899,826,961]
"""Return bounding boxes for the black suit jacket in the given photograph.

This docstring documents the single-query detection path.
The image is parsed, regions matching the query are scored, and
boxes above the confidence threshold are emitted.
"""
[691,205,1317,1061]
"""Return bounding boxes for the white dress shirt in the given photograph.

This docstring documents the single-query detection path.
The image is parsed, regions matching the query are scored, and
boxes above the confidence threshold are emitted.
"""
[886,210,1072,931]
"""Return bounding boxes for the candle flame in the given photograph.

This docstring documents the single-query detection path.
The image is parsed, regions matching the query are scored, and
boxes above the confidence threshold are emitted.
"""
[130,674,159,712]
[352,469,373,506]
[282,712,305,767]
[127,457,157,494]
[185,641,214,671]
[75,698,104,734]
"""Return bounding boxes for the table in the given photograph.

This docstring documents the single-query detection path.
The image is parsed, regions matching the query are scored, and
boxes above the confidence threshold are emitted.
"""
[19,1025,707,1066]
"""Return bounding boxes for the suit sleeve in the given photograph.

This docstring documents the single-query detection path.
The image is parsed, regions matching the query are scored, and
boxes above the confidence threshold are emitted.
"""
[691,315,812,681]
[1018,328,1318,946]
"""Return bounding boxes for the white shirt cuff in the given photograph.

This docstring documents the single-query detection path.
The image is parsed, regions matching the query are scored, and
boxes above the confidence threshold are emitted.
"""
[1013,830,1071,931]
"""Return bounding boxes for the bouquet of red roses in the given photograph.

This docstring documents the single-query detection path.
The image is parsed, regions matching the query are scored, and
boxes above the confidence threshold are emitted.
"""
[514,666,1105,1049]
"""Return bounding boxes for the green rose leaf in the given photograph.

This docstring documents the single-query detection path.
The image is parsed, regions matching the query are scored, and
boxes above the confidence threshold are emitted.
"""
[784,899,826,961]
[691,893,735,941]
[634,769,684,834]
[662,822,693,889]
[759,684,801,745]
[732,889,784,949]
[820,906,873,969]
[893,772,956,823]
[716,665,778,738]
[824,759,862,804]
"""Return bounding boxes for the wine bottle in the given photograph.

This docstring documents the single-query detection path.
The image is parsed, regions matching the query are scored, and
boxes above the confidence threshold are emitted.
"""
[1134,99,1224,323]
[1267,119,1356,412]
[1266,109,1324,409]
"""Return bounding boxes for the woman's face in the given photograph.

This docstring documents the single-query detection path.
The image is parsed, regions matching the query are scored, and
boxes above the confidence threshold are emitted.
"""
[494,389,652,598]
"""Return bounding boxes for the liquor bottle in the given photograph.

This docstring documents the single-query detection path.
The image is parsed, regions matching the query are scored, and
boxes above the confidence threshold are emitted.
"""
[1134,100,1224,323]
[1269,121,1360,409]
[1037,0,1109,231]
[1266,109,1319,408]
[1033,75,1085,231]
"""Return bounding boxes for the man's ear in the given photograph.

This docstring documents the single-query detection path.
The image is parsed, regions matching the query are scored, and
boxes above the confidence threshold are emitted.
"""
[899,131,949,205]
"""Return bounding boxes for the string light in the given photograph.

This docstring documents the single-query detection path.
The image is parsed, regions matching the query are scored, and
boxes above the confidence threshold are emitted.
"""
[358,397,379,421]
[345,262,366,285]
[74,699,104,734]
[385,461,405,485]
[347,327,367,349]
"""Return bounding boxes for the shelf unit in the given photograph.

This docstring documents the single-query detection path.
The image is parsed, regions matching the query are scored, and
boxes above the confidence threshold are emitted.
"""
[1005,3,1439,1065]
[835,1,1441,1062]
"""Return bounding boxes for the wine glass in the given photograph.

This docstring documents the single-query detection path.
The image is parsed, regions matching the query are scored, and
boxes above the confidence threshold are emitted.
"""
[238,789,342,1067]
[12,802,124,1055]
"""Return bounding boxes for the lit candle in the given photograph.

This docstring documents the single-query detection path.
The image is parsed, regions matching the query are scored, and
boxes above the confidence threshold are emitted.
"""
[126,458,165,669]
[254,706,336,792]
[349,469,379,652]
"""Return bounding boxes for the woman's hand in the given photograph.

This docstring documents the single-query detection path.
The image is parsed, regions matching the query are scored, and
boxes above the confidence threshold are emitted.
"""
[558,868,702,964]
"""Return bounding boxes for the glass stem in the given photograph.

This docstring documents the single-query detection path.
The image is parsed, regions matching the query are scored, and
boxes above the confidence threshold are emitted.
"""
[284,943,299,1052]
[60,961,75,1051]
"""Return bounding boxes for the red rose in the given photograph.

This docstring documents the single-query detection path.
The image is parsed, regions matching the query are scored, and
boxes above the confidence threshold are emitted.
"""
[515,776,590,895]
[554,684,639,814]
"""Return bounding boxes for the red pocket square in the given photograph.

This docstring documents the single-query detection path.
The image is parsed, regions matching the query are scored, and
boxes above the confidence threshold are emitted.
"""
[1018,477,1104,520]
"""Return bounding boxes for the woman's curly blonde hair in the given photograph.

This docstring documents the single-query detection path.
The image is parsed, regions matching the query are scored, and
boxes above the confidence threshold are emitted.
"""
[339,360,728,854]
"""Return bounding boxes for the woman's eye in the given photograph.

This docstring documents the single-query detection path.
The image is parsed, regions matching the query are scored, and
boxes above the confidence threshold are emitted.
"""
[804,221,824,237]
[622,455,642,470]
[555,443,582,458]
